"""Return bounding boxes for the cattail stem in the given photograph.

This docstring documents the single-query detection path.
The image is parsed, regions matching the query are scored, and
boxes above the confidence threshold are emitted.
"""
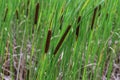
[60,14,63,30]
[59,6,64,30]
[76,16,81,39]
[45,29,52,53]
[26,0,30,17]
[34,3,40,25]
[54,25,71,55]
[91,7,98,29]
[3,8,8,21]
[16,10,19,19]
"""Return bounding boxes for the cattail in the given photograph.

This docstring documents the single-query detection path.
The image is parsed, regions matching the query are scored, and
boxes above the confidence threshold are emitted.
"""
[3,8,8,21]
[59,6,64,30]
[60,14,63,30]
[91,7,98,29]
[32,3,40,33]
[45,29,52,53]
[76,16,81,39]
[26,0,30,17]
[106,13,108,19]
[54,25,71,55]
[34,3,40,25]
[16,10,19,19]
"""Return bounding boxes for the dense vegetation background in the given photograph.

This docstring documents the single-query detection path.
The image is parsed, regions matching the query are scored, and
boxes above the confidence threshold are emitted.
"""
[0,0,120,80]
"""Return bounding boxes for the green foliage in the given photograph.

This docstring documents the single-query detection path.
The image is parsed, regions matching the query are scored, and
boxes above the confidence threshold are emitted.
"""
[0,0,120,80]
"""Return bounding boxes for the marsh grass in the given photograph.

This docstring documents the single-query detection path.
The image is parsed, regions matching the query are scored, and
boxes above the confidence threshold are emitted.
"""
[0,0,120,80]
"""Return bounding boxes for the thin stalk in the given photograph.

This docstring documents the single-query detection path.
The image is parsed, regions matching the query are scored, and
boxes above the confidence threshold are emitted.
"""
[76,16,81,40]
[3,8,8,22]
[91,6,98,29]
